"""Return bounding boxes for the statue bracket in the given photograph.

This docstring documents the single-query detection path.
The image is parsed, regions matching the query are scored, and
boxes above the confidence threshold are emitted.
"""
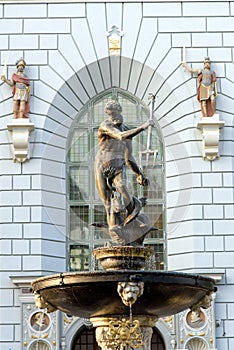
[7,119,35,163]
[196,114,224,161]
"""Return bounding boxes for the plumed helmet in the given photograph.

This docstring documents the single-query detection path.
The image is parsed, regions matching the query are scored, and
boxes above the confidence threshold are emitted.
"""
[204,56,211,63]
[16,58,26,68]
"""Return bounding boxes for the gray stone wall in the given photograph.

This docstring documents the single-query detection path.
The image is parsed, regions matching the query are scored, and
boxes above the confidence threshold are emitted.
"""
[0,1,234,349]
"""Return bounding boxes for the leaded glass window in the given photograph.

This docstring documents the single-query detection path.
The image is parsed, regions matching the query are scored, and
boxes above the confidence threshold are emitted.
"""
[67,89,166,271]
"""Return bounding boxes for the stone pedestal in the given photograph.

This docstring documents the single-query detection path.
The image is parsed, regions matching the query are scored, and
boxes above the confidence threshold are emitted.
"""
[197,114,224,161]
[7,119,34,163]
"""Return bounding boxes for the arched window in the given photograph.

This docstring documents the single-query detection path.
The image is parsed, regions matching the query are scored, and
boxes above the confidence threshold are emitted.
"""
[67,89,165,271]
[72,327,99,350]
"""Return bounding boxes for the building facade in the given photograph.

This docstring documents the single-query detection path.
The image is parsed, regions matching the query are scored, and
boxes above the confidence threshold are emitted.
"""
[0,1,234,349]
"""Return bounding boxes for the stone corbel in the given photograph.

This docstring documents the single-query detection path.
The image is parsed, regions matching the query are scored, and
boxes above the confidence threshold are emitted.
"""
[7,119,34,163]
[197,114,224,161]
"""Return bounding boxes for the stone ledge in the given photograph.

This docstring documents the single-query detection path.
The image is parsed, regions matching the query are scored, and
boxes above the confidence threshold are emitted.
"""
[197,114,224,161]
[7,119,35,163]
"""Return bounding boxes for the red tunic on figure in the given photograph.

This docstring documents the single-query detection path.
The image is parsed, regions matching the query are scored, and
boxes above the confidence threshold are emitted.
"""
[11,73,30,118]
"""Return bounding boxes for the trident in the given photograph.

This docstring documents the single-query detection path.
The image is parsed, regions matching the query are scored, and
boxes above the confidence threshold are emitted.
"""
[139,94,158,167]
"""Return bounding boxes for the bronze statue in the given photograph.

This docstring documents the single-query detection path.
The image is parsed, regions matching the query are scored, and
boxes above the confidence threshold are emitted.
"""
[1,57,30,118]
[93,101,156,245]
[182,57,217,117]
[117,281,144,306]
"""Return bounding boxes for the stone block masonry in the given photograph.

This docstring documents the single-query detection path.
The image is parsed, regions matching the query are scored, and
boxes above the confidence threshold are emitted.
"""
[0,1,234,350]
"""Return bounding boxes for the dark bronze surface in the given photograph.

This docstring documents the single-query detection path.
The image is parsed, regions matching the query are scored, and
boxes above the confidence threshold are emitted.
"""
[93,100,155,245]
[32,271,215,319]
[92,246,153,270]
[32,101,217,324]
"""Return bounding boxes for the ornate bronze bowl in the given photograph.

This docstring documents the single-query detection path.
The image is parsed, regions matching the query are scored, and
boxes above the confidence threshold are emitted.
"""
[32,270,215,319]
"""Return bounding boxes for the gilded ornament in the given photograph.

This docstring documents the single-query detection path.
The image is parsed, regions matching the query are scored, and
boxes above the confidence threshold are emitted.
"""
[106,25,124,56]
[102,318,143,349]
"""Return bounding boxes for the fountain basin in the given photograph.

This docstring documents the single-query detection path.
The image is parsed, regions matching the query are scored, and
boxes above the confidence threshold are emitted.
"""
[32,270,215,319]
